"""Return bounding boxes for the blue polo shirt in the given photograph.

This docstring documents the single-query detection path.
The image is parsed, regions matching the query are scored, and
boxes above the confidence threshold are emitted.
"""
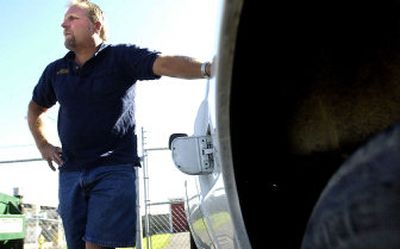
[32,44,160,170]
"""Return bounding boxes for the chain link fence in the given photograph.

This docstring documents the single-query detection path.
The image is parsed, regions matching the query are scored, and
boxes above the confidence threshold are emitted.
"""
[1,139,192,249]
[140,200,191,249]
[22,204,66,249]
[139,130,193,249]
[0,198,191,249]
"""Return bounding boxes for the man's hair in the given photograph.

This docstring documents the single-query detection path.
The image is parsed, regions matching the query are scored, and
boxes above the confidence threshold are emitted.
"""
[69,0,107,41]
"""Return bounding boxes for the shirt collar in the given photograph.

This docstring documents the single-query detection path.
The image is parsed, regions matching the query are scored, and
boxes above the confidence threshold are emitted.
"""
[94,42,109,56]
[64,43,110,61]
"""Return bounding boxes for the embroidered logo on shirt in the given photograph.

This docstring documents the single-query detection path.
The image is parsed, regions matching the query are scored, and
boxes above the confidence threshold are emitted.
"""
[56,68,69,75]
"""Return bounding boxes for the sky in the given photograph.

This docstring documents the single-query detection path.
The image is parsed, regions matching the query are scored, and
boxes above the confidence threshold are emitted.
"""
[0,0,221,209]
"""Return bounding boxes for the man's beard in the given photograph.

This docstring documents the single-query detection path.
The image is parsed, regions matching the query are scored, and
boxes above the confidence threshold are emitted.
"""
[64,36,76,51]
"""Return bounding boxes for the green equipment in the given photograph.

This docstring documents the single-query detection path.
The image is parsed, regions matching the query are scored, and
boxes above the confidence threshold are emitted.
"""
[0,192,25,249]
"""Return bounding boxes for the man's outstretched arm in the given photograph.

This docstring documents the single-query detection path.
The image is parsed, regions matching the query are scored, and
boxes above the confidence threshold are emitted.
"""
[152,55,212,79]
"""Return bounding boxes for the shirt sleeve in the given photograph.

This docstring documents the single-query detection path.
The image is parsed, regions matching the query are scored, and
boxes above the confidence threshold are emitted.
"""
[118,44,162,81]
[32,63,57,108]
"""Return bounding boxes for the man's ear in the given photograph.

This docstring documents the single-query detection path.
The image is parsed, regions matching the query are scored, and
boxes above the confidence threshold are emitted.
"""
[94,21,102,34]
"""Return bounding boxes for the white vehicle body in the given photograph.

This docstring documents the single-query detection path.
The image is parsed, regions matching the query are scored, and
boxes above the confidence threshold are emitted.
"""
[170,1,248,248]
[171,77,246,247]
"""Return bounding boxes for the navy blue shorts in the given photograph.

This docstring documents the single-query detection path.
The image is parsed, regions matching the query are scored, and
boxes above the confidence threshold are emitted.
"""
[58,164,138,249]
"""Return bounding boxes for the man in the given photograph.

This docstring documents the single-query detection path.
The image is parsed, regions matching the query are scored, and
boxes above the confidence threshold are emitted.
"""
[27,1,212,249]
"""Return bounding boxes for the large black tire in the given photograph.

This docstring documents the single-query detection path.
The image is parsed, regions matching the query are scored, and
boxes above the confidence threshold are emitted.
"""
[301,124,400,249]
[231,0,400,247]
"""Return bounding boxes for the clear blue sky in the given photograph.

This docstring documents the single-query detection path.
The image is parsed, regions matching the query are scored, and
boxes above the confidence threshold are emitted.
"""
[0,0,220,206]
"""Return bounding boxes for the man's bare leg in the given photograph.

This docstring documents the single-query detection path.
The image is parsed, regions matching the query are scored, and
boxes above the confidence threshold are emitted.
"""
[86,241,114,249]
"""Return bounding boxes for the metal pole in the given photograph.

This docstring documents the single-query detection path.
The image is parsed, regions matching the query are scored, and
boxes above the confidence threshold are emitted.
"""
[141,127,152,249]
[144,147,170,151]
[140,128,174,249]
[0,158,43,164]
